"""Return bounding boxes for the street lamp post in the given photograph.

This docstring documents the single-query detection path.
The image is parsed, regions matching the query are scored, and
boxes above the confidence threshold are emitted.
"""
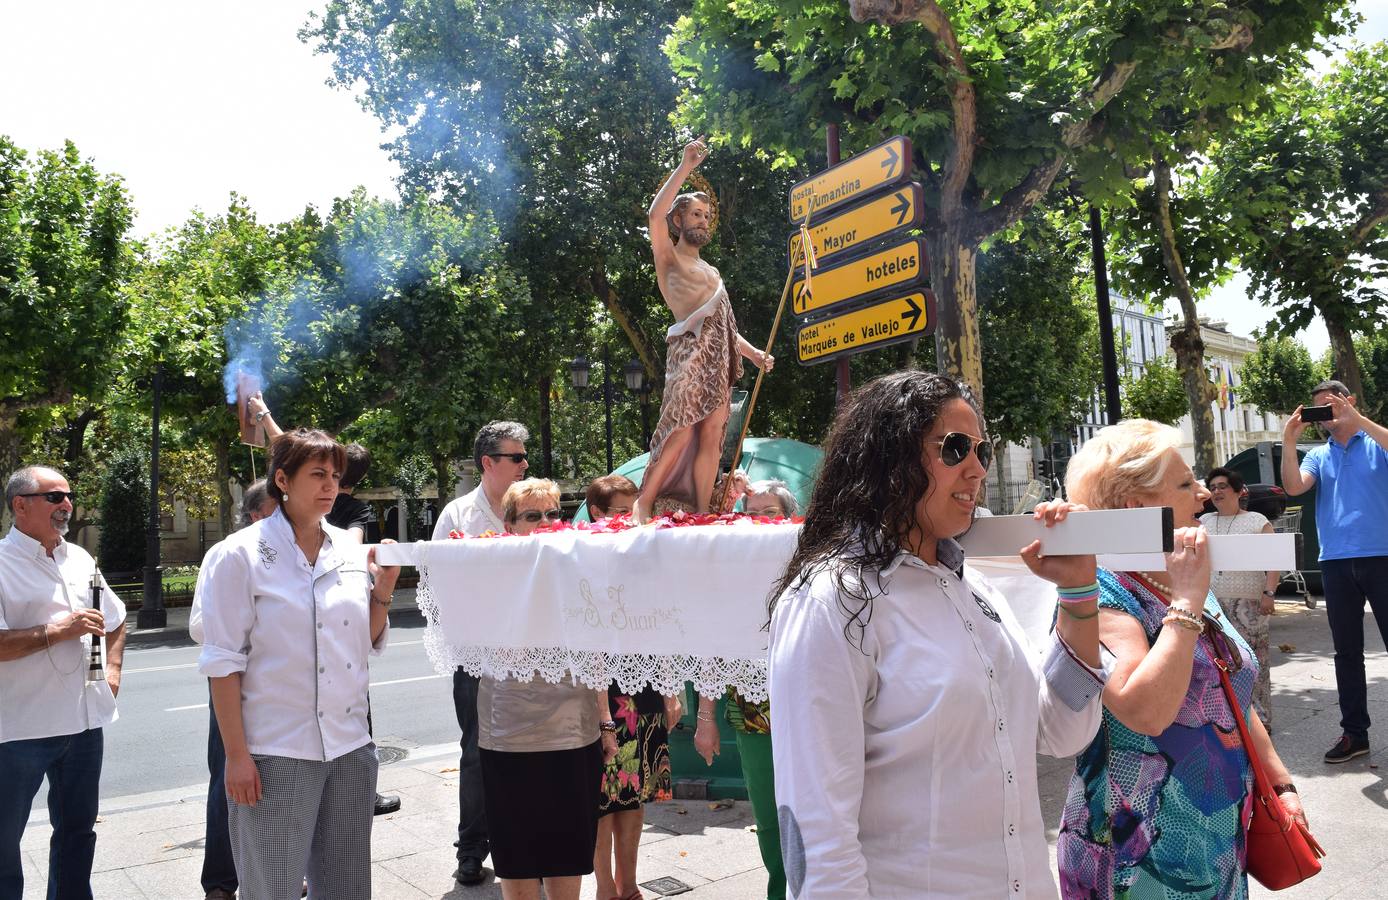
[138,363,166,629]
[570,351,649,473]
[623,359,653,450]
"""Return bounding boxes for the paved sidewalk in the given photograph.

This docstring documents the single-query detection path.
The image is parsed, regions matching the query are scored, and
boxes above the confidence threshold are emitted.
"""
[20,598,1387,898]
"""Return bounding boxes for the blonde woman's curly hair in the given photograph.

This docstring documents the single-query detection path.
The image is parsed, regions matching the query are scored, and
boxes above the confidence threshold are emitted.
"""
[501,478,561,524]
[1064,419,1184,511]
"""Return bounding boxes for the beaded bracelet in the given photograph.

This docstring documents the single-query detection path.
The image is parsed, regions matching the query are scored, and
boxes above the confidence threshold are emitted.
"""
[1162,612,1204,633]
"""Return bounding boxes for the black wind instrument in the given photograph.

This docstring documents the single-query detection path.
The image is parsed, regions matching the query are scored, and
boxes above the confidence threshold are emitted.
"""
[87,572,104,683]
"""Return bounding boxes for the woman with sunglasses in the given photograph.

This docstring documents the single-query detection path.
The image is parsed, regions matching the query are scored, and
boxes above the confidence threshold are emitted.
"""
[476,478,611,900]
[769,371,1106,898]
[1199,466,1280,729]
[1056,420,1304,900]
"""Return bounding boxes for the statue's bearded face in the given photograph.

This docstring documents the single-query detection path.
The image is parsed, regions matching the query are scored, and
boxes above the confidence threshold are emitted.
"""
[675,200,712,247]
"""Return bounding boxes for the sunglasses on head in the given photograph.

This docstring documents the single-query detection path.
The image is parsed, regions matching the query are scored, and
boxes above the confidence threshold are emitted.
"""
[20,491,76,504]
[487,452,528,464]
[519,508,563,524]
[929,432,994,470]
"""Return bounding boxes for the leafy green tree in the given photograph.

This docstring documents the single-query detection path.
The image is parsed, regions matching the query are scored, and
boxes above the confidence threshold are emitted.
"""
[1239,335,1320,417]
[1121,357,1187,426]
[0,138,135,472]
[120,196,308,532]
[97,448,148,573]
[253,190,527,496]
[667,0,1351,409]
[304,1,835,452]
[977,211,1100,448]
[1355,331,1388,424]
[1215,41,1388,397]
[304,2,678,437]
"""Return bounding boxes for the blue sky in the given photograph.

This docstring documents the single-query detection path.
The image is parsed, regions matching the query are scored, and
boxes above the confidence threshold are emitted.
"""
[2,0,1385,355]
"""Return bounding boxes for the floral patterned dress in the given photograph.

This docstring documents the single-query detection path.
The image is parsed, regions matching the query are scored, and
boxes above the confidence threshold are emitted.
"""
[1057,570,1259,900]
[598,684,671,815]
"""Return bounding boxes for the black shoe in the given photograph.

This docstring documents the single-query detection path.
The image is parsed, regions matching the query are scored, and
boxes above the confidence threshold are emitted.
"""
[454,857,486,886]
[373,792,401,815]
[1324,733,1370,763]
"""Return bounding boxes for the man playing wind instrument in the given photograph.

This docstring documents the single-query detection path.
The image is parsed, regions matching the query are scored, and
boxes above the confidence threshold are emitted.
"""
[635,137,773,522]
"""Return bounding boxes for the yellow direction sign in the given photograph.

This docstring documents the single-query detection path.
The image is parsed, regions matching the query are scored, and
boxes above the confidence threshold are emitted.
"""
[788,136,912,223]
[789,183,923,268]
[792,237,928,319]
[796,292,934,365]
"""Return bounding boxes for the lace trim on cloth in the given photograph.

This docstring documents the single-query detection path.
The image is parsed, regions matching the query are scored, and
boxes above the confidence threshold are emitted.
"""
[414,541,769,701]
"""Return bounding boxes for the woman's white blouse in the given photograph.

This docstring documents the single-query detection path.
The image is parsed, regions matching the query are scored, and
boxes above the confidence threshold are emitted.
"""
[769,539,1105,899]
[194,509,388,761]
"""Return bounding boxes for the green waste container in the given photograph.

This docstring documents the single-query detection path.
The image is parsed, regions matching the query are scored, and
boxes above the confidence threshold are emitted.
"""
[575,436,822,797]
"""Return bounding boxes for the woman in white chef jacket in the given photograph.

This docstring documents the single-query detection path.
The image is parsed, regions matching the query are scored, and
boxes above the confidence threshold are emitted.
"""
[768,371,1109,899]
[196,429,399,900]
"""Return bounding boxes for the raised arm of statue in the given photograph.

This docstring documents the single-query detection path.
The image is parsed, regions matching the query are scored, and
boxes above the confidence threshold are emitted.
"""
[648,137,708,261]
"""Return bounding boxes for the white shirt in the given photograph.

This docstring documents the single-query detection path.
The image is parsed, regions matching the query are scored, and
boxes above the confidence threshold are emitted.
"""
[432,482,504,540]
[769,539,1105,899]
[194,509,388,761]
[0,527,126,743]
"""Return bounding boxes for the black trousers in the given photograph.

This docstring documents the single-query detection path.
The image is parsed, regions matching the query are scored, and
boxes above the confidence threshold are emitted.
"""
[453,668,489,860]
[1321,555,1388,739]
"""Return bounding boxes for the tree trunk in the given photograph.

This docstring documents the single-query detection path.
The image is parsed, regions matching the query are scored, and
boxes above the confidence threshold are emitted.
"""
[215,441,233,539]
[1152,156,1217,475]
[590,266,660,380]
[433,453,452,508]
[0,409,19,485]
[927,225,985,406]
[539,373,554,477]
[1323,315,1365,398]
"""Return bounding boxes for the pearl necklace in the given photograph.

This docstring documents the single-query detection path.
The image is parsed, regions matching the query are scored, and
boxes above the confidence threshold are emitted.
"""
[1139,572,1174,598]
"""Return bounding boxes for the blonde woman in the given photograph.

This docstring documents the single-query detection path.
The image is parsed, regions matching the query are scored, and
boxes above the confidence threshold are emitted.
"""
[476,479,615,900]
[1056,421,1303,900]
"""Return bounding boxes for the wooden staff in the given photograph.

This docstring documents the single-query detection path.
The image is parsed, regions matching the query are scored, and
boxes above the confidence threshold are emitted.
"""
[714,200,820,512]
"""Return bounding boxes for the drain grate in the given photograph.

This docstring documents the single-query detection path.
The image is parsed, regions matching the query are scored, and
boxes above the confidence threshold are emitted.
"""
[376,745,408,766]
[639,877,692,896]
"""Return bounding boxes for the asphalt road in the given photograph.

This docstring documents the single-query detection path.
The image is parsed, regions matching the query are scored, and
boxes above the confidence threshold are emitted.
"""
[31,617,460,806]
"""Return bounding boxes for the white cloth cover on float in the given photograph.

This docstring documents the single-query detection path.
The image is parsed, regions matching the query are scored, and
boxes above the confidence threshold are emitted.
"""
[383,522,797,701]
[376,510,1293,701]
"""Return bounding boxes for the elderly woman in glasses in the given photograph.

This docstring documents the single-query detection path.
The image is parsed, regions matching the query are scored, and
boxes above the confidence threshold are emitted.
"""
[1199,466,1280,729]
[769,371,1106,898]
[1056,420,1304,900]
[477,478,613,900]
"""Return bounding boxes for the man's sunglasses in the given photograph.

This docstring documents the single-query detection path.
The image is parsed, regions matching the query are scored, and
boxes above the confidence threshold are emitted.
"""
[518,508,563,524]
[929,433,994,470]
[20,491,76,504]
[487,452,529,464]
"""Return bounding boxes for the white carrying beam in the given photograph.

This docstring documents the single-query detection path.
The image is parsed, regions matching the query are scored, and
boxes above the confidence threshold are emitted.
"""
[1099,533,1297,572]
[958,507,1173,558]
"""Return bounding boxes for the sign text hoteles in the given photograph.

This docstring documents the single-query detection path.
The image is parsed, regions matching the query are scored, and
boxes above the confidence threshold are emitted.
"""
[788,183,924,268]
[796,292,934,365]
[791,237,928,319]
[788,136,913,223]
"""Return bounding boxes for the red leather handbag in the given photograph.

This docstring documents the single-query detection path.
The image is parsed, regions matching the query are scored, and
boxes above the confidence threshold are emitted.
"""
[1214,656,1325,890]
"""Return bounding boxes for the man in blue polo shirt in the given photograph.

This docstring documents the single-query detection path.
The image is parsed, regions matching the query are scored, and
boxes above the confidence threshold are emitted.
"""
[1282,380,1388,763]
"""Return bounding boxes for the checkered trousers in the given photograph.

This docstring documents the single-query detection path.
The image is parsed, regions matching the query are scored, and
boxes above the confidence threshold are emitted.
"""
[228,743,379,900]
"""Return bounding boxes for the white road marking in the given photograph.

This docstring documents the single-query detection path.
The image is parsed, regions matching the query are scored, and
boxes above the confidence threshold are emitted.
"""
[125,662,200,674]
[164,673,445,709]
[370,674,446,687]
[129,640,423,676]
